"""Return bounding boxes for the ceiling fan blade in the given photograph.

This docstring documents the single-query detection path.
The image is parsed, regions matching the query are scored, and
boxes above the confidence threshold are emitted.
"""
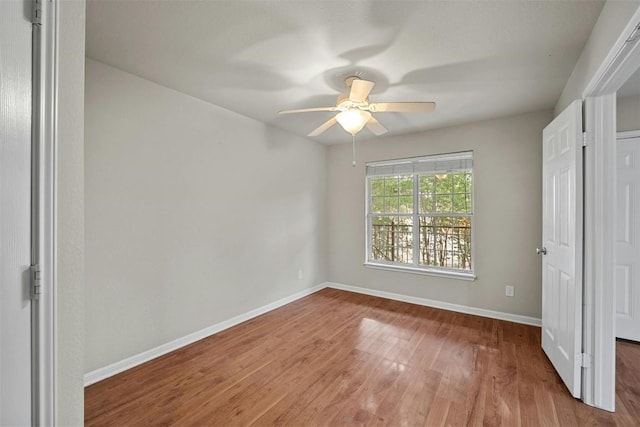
[370,102,436,113]
[349,79,375,102]
[366,116,388,136]
[279,107,338,114]
[308,116,337,137]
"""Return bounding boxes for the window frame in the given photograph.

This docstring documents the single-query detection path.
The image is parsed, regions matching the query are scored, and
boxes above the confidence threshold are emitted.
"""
[364,152,476,280]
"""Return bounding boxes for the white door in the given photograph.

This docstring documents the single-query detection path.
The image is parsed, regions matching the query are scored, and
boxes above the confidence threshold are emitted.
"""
[0,0,33,425]
[616,135,640,342]
[541,100,583,398]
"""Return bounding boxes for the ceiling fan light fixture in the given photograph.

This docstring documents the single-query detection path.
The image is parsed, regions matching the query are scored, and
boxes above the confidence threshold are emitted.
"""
[336,109,371,135]
[278,77,435,138]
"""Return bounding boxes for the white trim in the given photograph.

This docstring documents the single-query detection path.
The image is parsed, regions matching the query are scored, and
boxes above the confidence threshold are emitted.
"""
[582,102,595,407]
[84,281,543,387]
[584,94,617,412]
[363,262,476,281]
[83,284,326,386]
[583,9,640,97]
[617,130,640,140]
[326,282,541,327]
[581,8,640,414]
[34,0,58,424]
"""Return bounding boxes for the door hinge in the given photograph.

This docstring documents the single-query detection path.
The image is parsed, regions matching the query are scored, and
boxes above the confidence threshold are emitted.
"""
[30,264,42,300]
[582,132,591,147]
[32,0,42,25]
[579,353,592,368]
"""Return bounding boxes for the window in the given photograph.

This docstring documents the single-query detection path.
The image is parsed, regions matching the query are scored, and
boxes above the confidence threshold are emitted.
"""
[366,152,474,279]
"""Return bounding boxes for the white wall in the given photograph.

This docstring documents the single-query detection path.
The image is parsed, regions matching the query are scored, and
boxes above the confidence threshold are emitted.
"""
[555,0,640,114]
[84,60,327,372]
[617,95,640,132]
[327,110,552,318]
[57,0,85,424]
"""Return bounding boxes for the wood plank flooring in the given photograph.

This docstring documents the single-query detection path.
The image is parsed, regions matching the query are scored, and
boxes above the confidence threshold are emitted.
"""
[85,288,640,426]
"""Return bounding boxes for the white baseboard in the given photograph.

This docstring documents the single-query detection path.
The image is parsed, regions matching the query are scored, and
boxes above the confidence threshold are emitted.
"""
[325,282,542,327]
[83,283,327,387]
[85,281,541,386]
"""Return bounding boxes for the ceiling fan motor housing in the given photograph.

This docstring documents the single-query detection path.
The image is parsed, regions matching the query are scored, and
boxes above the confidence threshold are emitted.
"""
[336,93,368,111]
[344,76,361,88]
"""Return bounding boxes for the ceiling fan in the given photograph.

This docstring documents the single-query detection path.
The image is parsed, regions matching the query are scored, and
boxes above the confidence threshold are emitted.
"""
[278,76,436,137]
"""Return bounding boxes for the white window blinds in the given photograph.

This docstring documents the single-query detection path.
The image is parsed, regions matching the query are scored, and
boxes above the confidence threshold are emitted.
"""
[366,151,473,177]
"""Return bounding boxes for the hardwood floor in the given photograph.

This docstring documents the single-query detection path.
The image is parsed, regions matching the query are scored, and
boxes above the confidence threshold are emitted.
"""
[85,288,640,426]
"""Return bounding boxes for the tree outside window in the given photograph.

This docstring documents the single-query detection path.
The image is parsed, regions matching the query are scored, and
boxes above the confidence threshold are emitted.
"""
[366,153,473,276]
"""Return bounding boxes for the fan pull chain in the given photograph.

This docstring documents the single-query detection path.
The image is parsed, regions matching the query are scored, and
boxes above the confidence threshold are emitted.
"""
[352,134,356,167]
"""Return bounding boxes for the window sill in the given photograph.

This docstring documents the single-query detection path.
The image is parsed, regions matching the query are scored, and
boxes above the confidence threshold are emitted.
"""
[364,262,476,281]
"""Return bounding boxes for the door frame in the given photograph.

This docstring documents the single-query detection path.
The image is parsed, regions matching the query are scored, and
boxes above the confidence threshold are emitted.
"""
[33,0,59,424]
[582,9,640,412]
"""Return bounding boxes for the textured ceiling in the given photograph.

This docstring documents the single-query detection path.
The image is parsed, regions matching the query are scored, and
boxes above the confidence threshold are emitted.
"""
[86,0,604,144]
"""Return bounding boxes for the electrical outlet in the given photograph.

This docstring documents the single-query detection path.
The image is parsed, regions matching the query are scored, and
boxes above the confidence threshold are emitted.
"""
[298,269,303,280]
[505,285,515,297]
